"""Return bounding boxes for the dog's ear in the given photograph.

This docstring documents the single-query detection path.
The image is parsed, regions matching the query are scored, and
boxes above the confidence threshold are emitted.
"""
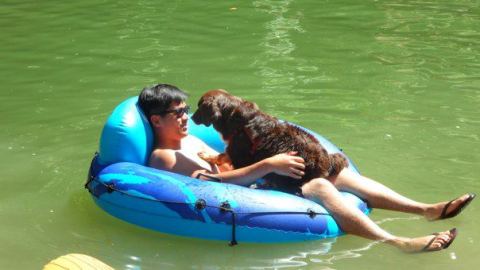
[230,101,258,121]
[229,100,260,141]
[209,98,223,123]
[206,107,222,126]
[240,113,261,145]
[243,125,256,143]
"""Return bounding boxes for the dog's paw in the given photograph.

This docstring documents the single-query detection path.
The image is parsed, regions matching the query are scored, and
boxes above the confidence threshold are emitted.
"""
[197,151,214,162]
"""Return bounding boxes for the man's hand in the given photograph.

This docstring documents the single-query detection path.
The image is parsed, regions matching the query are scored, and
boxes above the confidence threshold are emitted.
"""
[265,152,305,179]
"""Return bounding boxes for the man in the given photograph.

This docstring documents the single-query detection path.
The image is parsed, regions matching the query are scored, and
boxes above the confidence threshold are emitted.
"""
[138,83,474,253]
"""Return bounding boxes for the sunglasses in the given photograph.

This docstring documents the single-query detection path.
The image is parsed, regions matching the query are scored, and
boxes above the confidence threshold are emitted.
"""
[156,105,190,118]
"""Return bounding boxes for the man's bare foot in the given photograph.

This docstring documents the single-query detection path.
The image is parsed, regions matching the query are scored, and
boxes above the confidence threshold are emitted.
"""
[392,228,457,253]
[425,193,475,221]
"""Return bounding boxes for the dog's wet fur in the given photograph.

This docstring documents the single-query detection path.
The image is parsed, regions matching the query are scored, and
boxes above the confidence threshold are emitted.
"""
[191,89,348,193]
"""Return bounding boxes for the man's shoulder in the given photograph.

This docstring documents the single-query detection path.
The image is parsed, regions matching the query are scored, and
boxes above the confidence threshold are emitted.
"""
[151,148,176,157]
[149,148,177,169]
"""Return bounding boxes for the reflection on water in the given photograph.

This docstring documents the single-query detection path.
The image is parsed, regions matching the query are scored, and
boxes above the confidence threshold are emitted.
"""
[373,0,480,89]
[124,255,142,270]
[251,239,336,269]
[309,242,378,266]
[246,239,378,270]
[253,0,322,94]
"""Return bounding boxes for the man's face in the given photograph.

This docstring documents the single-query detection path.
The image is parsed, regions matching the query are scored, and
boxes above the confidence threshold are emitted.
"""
[151,101,189,139]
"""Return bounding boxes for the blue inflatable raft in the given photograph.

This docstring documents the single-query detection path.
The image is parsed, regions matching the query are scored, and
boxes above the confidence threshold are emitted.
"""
[86,97,370,244]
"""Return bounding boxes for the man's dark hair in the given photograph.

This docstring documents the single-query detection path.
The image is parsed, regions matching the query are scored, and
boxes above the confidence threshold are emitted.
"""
[138,84,188,119]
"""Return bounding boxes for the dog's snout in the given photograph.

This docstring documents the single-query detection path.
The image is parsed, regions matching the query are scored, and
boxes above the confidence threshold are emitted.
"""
[191,110,211,126]
[191,110,201,124]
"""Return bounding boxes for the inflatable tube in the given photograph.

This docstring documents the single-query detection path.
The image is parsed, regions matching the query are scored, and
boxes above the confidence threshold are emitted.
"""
[86,97,370,243]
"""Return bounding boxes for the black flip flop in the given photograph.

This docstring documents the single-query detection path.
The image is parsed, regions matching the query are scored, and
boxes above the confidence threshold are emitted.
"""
[439,193,476,220]
[422,228,458,252]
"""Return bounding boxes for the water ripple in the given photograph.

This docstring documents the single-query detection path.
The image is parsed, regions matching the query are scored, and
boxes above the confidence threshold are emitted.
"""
[252,0,320,95]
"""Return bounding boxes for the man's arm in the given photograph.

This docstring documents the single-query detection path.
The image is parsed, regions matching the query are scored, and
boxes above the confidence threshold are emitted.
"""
[150,148,305,187]
[195,152,305,186]
[188,135,305,185]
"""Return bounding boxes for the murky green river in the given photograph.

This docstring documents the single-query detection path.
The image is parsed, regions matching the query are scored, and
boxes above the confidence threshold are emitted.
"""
[1,0,479,269]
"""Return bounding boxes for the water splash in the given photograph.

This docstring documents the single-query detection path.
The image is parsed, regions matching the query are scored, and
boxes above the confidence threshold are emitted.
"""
[250,239,336,269]
[375,215,420,225]
[309,241,379,265]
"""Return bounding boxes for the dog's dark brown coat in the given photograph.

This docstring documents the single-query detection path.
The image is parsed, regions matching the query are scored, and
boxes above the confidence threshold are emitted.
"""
[191,89,348,193]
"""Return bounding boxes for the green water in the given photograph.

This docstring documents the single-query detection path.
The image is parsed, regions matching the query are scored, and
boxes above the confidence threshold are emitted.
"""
[1,0,479,269]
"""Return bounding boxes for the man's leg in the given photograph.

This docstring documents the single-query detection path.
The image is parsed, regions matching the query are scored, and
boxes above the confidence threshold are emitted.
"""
[330,168,472,220]
[301,178,456,252]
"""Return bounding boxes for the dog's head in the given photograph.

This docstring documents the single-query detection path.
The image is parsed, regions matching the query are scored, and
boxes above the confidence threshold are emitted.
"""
[191,89,233,127]
[192,89,259,139]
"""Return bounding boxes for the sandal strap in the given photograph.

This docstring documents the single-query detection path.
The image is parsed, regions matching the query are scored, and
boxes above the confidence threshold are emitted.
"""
[422,234,439,252]
[440,200,454,219]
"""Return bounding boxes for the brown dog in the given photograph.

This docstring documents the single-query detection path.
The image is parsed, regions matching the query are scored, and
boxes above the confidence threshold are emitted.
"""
[191,89,348,194]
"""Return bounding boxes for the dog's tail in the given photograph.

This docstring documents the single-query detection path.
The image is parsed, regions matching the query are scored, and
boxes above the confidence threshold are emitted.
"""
[327,153,349,177]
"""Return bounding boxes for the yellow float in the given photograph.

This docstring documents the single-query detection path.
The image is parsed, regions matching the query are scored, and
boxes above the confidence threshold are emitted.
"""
[43,253,114,270]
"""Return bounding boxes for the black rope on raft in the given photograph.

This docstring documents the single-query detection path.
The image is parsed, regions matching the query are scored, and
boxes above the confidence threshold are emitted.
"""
[229,211,238,246]
[84,152,99,192]
[219,201,237,246]
[86,178,332,216]
[86,177,333,246]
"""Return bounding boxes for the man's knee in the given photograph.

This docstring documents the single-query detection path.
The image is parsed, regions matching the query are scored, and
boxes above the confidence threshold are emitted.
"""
[301,178,334,198]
